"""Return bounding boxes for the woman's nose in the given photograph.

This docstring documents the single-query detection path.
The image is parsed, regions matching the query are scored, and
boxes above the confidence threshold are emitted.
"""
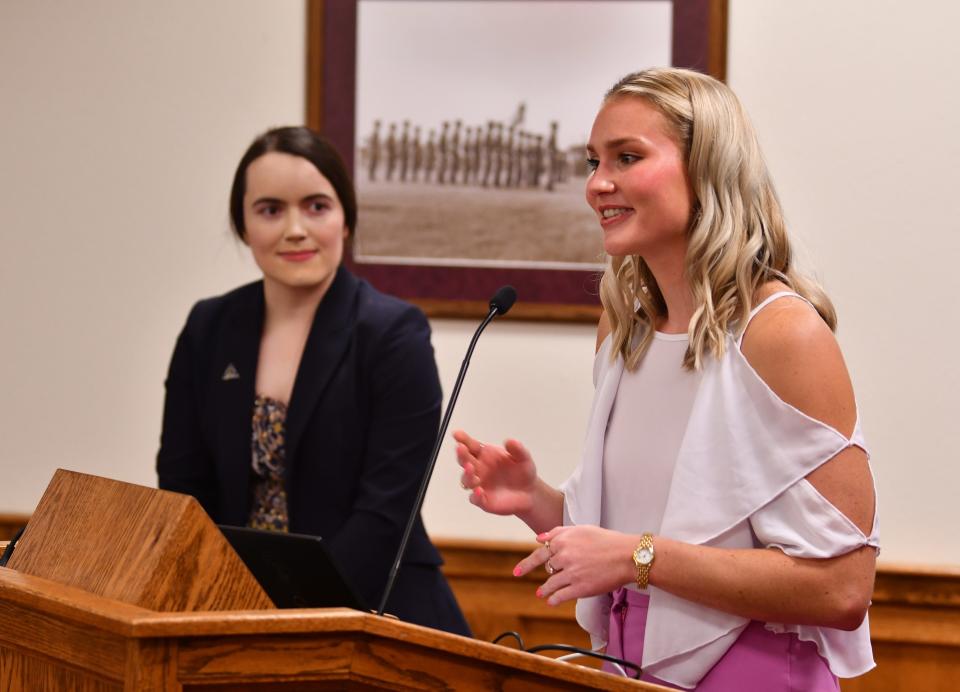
[586,171,616,198]
[283,212,307,240]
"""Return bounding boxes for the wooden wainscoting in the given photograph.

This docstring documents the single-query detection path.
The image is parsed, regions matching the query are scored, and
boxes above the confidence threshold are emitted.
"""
[435,538,960,692]
[841,563,960,691]
[0,515,27,541]
[436,538,591,651]
[3,513,956,689]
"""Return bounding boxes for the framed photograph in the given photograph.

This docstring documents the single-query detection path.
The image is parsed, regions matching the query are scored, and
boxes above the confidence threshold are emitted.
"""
[307,0,727,321]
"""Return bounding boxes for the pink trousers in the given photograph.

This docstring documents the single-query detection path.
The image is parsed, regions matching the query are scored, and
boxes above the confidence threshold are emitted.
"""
[602,588,839,691]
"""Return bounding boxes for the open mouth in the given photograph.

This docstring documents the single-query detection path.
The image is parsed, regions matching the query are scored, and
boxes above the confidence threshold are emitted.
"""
[599,207,633,225]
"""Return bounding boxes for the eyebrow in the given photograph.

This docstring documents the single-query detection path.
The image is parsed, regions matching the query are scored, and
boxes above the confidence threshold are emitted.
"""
[301,193,334,204]
[251,193,334,206]
[251,196,284,206]
[587,136,650,154]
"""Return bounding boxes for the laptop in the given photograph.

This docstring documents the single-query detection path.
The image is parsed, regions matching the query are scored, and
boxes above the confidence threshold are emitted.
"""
[218,525,368,611]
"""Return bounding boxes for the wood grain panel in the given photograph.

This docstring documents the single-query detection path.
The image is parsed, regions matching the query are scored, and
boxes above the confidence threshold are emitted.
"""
[175,621,656,691]
[0,566,663,690]
[870,602,960,646]
[0,514,26,540]
[842,642,960,692]
[178,634,356,680]
[0,648,121,692]
[354,635,622,691]
[436,538,587,649]
[0,597,128,678]
[6,470,272,612]
[124,639,178,692]
[180,632,565,689]
[0,565,165,638]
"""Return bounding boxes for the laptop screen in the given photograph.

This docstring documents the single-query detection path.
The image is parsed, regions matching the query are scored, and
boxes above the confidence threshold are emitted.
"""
[218,525,368,611]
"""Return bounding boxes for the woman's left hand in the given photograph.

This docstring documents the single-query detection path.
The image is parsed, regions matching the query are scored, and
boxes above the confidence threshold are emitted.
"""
[515,525,638,606]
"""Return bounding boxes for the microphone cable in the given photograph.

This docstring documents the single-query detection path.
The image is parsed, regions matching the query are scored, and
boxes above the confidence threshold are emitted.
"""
[491,629,642,679]
[0,525,25,567]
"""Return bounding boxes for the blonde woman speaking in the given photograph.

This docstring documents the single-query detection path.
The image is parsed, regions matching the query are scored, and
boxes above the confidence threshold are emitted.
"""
[455,68,877,691]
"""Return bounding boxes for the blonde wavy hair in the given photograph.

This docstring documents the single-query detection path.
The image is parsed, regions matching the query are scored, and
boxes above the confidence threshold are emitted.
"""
[598,68,836,371]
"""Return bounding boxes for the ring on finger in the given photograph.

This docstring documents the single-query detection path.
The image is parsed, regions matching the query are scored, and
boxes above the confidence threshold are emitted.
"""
[544,539,551,554]
[545,560,556,575]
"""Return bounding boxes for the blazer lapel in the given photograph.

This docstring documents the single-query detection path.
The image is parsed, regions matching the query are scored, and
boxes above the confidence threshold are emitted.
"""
[213,283,264,521]
[283,266,359,470]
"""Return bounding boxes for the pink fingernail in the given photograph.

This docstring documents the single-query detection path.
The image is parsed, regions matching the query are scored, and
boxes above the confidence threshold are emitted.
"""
[536,587,543,598]
[513,566,522,577]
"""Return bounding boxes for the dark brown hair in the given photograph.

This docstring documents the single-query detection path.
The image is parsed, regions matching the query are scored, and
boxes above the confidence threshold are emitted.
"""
[229,126,357,239]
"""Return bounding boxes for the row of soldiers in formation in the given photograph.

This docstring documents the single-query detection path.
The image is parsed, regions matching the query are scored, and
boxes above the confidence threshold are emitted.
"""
[361,119,575,191]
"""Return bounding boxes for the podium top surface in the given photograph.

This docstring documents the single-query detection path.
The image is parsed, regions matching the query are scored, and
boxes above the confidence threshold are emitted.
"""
[0,567,665,690]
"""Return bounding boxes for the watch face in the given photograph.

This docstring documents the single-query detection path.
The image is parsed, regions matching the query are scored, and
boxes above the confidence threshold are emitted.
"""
[636,547,654,565]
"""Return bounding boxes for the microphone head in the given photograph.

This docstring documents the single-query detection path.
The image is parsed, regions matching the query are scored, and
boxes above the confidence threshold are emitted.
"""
[489,285,517,315]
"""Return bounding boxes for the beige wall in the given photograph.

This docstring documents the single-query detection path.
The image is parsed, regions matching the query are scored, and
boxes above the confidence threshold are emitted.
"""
[722,0,960,565]
[1,1,956,565]
[0,0,303,507]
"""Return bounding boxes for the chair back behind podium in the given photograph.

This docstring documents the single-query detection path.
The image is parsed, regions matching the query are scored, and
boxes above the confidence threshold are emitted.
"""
[0,470,661,690]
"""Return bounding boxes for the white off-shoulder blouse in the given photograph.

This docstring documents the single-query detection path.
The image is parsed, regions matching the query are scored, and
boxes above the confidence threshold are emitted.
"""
[561,292,880,689]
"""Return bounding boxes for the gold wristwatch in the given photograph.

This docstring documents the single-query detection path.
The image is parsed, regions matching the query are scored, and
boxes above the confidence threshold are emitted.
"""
[632,533,655,590]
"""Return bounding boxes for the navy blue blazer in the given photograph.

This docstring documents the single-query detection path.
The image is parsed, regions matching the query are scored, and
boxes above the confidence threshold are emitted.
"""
[157,266,469,635]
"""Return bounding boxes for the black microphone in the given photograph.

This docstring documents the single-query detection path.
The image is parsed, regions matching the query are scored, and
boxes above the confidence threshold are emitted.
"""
[377,286,517,617]
[489,285,517,316]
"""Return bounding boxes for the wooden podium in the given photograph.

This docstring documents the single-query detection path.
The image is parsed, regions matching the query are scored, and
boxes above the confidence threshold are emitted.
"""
[0,471,663,690]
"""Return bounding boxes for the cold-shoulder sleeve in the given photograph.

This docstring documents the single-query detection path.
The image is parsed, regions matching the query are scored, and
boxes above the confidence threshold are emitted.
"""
[751,477,879,558]
[749,476,879,678]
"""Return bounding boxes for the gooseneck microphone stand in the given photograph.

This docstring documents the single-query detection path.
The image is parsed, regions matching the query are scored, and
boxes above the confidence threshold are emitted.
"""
[377,286,517,617]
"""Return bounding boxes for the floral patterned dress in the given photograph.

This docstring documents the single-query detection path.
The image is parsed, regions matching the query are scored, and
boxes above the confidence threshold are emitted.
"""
[248,395,290,531]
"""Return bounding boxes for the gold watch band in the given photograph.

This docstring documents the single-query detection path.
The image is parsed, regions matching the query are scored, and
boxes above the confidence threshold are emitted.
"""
[632,533,655,590]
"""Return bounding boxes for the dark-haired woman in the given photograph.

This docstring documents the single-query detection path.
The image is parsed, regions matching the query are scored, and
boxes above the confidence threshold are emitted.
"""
[157,126,470,636]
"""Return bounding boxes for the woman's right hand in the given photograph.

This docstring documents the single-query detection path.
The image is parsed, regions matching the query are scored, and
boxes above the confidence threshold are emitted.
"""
[453,430,539,517]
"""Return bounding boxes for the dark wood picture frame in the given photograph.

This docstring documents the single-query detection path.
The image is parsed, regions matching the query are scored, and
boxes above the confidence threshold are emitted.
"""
[306,0,728,321]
